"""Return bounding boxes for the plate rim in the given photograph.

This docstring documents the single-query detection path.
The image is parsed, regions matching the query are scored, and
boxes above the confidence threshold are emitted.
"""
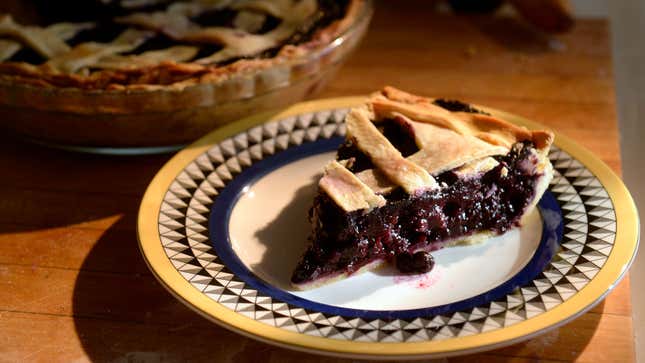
[137,96,640,359]
[209,138,564,318]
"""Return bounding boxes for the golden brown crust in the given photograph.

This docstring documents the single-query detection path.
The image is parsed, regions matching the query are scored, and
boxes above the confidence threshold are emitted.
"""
[319,160,386,212]
[320,87,555,212]
[376,86,555,151]
[0,0,364,91]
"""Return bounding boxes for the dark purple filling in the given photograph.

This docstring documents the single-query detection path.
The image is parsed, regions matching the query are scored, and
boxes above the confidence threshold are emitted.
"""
[291,141,542,285]
[432,99,490,115]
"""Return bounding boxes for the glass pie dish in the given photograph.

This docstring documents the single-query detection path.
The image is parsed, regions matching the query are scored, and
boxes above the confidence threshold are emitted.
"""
[0,0,373,154]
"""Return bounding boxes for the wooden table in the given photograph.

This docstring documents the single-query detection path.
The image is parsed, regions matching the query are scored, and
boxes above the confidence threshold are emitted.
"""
[0,2,633,362]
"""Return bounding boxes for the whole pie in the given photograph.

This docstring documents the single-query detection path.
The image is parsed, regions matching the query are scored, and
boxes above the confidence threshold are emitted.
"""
[291,87,554,289]
[0,0,368,148]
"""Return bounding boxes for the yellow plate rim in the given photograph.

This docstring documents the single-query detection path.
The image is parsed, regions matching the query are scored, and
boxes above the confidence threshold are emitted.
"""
[137,97,639,359]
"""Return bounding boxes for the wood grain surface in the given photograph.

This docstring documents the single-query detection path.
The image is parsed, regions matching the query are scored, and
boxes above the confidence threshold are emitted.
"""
[0,1,633,362]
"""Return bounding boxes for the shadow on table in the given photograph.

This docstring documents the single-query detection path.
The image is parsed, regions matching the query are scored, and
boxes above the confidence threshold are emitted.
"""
[69,216,371,362]
[0,137,170,235]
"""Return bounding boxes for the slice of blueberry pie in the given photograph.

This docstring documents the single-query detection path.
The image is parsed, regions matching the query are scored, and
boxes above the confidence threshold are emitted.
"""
[291,87,554,289]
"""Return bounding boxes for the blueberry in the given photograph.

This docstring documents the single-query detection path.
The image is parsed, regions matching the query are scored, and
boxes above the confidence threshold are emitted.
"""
[396,251,435,273]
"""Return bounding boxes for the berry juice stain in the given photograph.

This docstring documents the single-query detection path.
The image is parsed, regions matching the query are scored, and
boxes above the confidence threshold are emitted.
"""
[393,268,442,289]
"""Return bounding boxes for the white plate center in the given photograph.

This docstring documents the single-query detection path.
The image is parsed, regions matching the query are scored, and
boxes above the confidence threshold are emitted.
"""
[229,152,542,311]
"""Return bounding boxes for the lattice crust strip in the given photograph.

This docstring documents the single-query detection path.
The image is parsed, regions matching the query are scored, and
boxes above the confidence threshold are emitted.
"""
[319,87,555,212]
[0,0,322,73]
[0,15,93,61]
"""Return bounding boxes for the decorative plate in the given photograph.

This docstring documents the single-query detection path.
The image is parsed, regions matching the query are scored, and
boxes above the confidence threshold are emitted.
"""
[138,98,639,359]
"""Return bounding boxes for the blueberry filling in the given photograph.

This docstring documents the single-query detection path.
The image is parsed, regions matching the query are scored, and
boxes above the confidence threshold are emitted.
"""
[68,23,129,46]
[432,98,490,115]
[191,8,240,29]
[291,141,542,285]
